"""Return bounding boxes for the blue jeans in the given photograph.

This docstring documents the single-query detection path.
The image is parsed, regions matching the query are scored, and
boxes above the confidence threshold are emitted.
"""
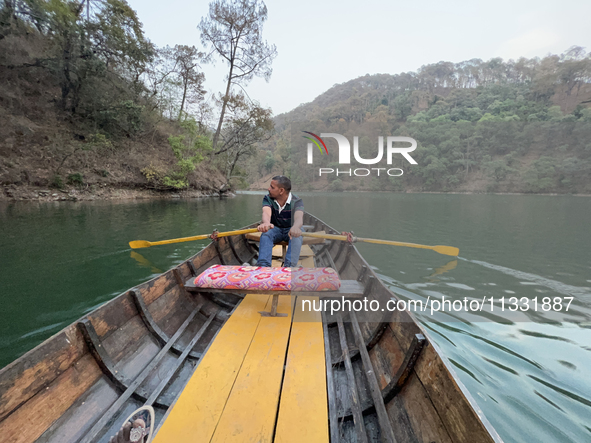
[256,227,304,267]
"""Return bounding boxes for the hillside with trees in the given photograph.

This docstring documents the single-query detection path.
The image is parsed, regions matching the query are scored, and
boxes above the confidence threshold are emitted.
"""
[0,0,275,201]
[2,0,590,198]
[245,48,591,194]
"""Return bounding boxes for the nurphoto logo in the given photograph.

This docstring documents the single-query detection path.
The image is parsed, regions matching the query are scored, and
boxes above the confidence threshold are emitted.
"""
[303,132,418,177]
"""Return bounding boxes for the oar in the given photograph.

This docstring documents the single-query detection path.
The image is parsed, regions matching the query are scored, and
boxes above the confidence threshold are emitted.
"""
[129,228,260,249]
[301,232,459,257]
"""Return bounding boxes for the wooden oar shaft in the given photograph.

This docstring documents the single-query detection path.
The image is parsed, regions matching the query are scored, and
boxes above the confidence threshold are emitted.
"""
[358,238,431,249]
[301,232,350,242]
[301,233,459,257]
[301,232,428,248]
[130,228,260,249]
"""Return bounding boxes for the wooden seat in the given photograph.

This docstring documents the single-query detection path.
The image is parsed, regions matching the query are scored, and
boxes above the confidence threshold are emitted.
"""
[183,278,365,299]
[185,276,364,318]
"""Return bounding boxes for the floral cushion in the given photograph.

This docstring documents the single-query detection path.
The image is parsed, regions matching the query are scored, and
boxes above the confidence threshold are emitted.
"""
[194,265,341,292]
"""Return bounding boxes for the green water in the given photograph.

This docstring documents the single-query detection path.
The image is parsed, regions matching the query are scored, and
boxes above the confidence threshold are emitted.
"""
[1,193,590,443]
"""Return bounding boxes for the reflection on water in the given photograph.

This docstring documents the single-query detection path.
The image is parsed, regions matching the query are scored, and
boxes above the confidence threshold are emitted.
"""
[1,193,591,443]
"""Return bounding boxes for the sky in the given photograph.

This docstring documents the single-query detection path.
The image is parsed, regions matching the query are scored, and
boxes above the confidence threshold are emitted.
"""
[126,0,591,116]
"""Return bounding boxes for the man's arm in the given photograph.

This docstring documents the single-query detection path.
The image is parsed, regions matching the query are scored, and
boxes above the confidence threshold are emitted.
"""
[289,210,304,238]
[258,206,274,232]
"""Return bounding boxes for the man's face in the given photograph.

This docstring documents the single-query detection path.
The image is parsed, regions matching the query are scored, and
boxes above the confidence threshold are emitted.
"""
[268,180,284,199]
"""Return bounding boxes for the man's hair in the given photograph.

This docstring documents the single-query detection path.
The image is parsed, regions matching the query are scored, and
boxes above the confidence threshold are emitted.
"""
[272,175,291,192]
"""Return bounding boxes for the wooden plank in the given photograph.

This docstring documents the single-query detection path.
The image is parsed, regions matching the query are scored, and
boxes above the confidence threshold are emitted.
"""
[137,271,177,306]
[79,307,202,443]
[272,244,314,258]
[152,294,271,442]
[0,354,102,443]
[392,374,454,443]
[322,312,339,443]
[146,312,217,406]
[87,293,137,339]
[176,262,193,281]
[0,325,85,422]
[382,334,426,404]
[369,326,406,389]
[275,296,329,443]
[389,310,422,352]
[227,235,245,263]
[272,244,286,258]
[211,295,294,442]
[414,344,500,443]
[132,289,202,360]
[190,244,218,270]
[299,245,315,257]
[338,332,426,420]
[100,314,152,364]
[350,311,396,443]
[77,319,132,393]
[213,239,227,265]
[336,316,368,443]
[36,377,119,443]
[299,255,315,267]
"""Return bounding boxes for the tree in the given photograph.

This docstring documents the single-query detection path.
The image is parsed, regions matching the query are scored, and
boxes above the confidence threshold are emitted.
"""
[482,156,516,182]
[171,45,205,120]
[153,45,206,120]
[198,0,277,153]
[217,93,273,183]
[523,156,556,192]
[143,117,212,189]
[35,0,153,114]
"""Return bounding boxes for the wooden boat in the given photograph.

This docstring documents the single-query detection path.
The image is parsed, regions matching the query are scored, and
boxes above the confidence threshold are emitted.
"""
[0,213,503,443]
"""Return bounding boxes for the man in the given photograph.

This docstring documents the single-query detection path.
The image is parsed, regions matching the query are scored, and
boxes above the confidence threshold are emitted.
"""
[256,176,304,267]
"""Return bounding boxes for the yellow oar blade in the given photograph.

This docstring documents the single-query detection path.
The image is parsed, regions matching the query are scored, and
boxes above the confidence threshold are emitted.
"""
[432,245,460,257]
[129,240,152,249]
[358,238,459,256]
[129,228,260,249]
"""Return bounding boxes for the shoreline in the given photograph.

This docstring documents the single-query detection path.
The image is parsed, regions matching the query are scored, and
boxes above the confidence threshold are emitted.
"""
[1,184,230,203]
[2,184,589,202]
[242,189,591,197]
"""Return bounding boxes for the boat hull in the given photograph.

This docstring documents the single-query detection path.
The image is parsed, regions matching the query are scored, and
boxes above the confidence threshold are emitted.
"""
[0,213,502,443]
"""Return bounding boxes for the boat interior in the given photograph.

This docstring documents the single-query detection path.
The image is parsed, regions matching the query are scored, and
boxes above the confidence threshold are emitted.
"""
[0,213,501,443]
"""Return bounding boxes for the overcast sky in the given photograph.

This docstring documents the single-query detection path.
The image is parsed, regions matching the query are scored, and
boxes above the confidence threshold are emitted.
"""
[126,0,590,116]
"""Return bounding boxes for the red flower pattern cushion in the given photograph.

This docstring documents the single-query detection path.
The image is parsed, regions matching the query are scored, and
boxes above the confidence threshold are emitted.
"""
[194,265,341,292]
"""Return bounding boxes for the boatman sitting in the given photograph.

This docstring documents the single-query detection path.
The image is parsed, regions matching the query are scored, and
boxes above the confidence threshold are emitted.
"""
[256,176,304,267]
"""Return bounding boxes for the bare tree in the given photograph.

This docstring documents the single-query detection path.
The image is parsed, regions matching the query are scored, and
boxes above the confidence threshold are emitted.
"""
[198,0,277,153]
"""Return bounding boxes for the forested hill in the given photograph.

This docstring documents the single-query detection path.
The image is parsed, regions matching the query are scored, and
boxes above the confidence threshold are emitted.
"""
[0,0,268,201]
[250,49,591,194]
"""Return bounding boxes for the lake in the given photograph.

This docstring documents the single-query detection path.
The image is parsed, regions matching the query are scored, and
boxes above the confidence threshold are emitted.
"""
[1,192,590,442]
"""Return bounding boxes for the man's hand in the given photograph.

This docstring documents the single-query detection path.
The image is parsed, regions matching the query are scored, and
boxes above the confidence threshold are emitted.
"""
[289,226,302,239]
[258,222,274,233]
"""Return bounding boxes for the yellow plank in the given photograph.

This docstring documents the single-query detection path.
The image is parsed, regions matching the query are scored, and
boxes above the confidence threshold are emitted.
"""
[275,296,329,443]
[272,244,314,258]
[299,256,315,267]
[152,294,270,443]
[299,245,315,257]
[272,245,286,257]
[211,295,295,443]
